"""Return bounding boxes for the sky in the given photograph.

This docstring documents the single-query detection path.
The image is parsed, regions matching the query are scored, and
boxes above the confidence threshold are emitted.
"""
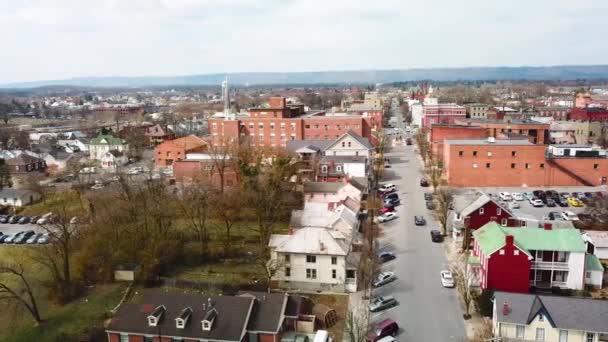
[1,0,608,83]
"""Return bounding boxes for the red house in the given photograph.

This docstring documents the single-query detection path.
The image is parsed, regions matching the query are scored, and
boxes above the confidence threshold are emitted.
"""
[457,193,516,232]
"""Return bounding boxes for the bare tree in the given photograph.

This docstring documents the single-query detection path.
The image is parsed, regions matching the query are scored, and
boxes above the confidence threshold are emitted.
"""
[0,160,12,190]
[345,306,370,342]
[471,319,494,342]
[433,187,454,236]
[414,130,429,164]
[207,139,235,194]
[428,159,444,191]
[0,262,42,324]
[212,189,242,259]
[452,251,473,319]
[177,182,213,261]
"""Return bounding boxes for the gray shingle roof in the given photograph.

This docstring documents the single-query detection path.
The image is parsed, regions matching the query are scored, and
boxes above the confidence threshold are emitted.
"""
[319,155,367,164]
[286,140,333,153]
[237,292,287,333]
[495,292,608,333]
[303,182,345,193]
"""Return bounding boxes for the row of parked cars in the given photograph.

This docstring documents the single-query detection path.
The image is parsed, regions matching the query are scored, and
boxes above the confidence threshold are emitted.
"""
[495,190,606,208]
[0,212,54,225]
[0,230,49,244]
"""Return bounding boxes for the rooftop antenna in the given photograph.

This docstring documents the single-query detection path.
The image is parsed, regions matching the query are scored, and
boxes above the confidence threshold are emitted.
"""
[222,76,234,120]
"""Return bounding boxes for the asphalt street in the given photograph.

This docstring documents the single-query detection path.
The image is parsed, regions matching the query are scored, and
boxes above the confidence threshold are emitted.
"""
[369,100,467,341]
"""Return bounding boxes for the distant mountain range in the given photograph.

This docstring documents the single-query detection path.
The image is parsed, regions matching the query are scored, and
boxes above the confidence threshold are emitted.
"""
[3,65,608,88]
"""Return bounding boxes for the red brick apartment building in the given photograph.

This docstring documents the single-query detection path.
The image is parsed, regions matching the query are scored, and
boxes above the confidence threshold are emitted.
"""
[570,107,608,121]
[443,139,608,187]
[453,118,549,144]
[421,103,466,128]
[154,135,208,167]
[208,97,382,148]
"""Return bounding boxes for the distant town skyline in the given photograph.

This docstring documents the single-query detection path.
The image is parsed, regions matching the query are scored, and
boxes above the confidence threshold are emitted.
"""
[2,0,608,84]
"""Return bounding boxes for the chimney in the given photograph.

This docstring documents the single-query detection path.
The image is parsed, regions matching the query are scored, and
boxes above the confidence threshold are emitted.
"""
[319,241,326,251]
[502,301,511,316]
[505,235,514,246]
[544,223,552,230]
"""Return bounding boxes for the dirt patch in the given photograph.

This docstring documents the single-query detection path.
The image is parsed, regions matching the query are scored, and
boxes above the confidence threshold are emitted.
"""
[307,293,349,342]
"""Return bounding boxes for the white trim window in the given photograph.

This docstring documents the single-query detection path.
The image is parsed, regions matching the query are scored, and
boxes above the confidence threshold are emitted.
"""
[586,332,595,342]
[559,330,568,342]
[535,327,545,341]
[516,325,525,339]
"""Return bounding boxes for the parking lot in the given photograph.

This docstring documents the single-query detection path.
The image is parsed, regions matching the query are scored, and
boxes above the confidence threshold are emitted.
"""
[452,185,607,220]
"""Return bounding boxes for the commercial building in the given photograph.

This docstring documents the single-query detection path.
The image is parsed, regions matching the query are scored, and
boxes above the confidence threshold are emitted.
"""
[420,98,466,128]
[208,97,382,149]
[154,135,208,167]
[453,118,549,144]
[464,103,489,118]
[534,106,570,121]
[493,292,608,342]
[469,222,602,292]
[570,107,608,121]
[443,140,608,187]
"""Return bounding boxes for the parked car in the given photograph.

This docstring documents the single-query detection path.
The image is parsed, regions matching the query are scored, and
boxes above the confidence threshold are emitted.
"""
[512,192,524,201]
[378,252,396,263]
[559,192,571,199]
[378,184,396,193]
[533,190,546,199]
[561,211,580,221]
[18,216,30,224]
[91,183,104,190]
[384,193,399,201]
[548,212,564,220]
[554,197,568,207]
[420,178,429,187]
[9,215,21,224]
[26,233,42,244]
[384,198,400,206]
[0,234,11,243]
[430,230,443,242]
[0,215,8,224]
[424,192,433,200]
[369,296,398,312]
[440,270,455,288]
[15,231,35,244]
[529,198,544,207]
[37,233,50,244]
[367,319,399,342]
[414,215,426,226]
[373,271,397,287]
[545,190,559,199]
[4,232,21,243]
[379,206,395,214]
[377,212,398,223]
[498,192,512,201]
[425,200,435,210]
[29,216,40,224]
[567,197,584,207]
[545,198,556,207]
[523,192,534,200]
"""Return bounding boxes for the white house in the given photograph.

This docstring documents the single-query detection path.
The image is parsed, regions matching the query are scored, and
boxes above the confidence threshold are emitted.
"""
[493,292,608,342]
[317,156,367,181]
[57,139,89,153]
[88,133,128,160]
[303,182,362,205]
[323,130,373,159]
[0,189,41,207]
[584,230,608,260]
[100,150,128,170]
[269,227,358,293]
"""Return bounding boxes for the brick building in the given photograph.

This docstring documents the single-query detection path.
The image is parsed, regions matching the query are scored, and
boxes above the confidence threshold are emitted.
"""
[534,106,570,120]
[443,139,608,187]
[453,118,549,144]
[570,107,608,121]
[421,102,466,128]
[154,135,208,167]
[429,124,487,156]
[208,97,382,149]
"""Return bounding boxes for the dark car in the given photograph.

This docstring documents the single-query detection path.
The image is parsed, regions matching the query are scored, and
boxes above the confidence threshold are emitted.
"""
[18,216,31,224]
[533,190,546,199]
[368,296,398,312]
[414,215,426,226]
[559,192,571,199]
[0,215,7,224]
[548,212,563,220]
[367,319,399,342]
[554,197,568,207]
[420,178,429,187]
[545,190,559,198]
[430,230,443,242]
[545,198,556,207]
[0,234,10,243]
[584,192,594,199]
[384,193,399,201]
[9,215,21,224]
[378,252,396,263]
[425,200,435,210]
[15,230,35,244]
[424,192,433,200]
[384,198,400,206]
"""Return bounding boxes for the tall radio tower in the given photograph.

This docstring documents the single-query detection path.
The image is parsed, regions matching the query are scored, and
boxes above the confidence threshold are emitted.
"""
[221,76,234,119]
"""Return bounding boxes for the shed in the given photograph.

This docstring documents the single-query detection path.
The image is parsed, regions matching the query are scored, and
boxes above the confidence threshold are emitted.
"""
[312,304,338,328]
[113,262,140,282]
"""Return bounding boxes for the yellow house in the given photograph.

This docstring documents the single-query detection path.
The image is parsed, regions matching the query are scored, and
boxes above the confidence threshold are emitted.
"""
[493,292,608,342]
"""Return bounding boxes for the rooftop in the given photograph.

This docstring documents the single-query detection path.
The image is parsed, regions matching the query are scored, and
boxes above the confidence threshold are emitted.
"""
[319,155,367,164]
[269,227,349,256]
[444,139,533,146]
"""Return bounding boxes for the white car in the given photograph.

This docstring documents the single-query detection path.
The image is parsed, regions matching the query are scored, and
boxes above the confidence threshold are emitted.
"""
[508,201,520,209]
[91,183,104,190]
[126,168,140,175]
[378,184,396,193]
[512,192,524,201]
[529,198,544,207]
[498,192,512,201]
[162,168,173,176]
[377,212,398,223]
[561,211,580,221]
[440,270,455,288]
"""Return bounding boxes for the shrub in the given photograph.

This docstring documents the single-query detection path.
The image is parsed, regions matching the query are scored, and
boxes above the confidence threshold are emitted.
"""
[474,289,494,317]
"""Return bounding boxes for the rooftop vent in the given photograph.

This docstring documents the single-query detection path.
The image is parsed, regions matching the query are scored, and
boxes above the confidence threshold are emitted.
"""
[175,307,193,329]
[147,305,166,327]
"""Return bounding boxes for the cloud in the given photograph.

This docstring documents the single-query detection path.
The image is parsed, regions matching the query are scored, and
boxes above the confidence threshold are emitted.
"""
[1,0,607,83]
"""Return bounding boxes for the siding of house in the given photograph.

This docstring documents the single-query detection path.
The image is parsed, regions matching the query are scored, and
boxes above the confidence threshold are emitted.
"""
[484,237,531,293]
[324,136,371,158]
[465,201,514,231]
[496,316,587,342]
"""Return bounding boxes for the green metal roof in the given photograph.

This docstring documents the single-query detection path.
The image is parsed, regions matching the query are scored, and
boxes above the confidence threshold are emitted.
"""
[473,222,586,256]
[586,254,605,272]
[90,134,126,146]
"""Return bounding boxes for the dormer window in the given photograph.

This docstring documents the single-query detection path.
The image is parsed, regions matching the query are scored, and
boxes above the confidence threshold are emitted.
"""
[175,307,193,329]
[201,308,217,331]
[147,305,166,327]
[336,165,342,172]
[321,165,328,173]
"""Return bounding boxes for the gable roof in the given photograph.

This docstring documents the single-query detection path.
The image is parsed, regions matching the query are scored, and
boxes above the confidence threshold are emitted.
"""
[6,153,44,166]
[473,222,586,256]
[324,130,373,151]
[286,140,333,154]
[269,227,349,256]
[460,193,511,218]
[495,291,608,333]
[162,135,208,151]
[106,292,254,341]
[90,134,126,146]
[237,292,287,333]
[586,254,604,272]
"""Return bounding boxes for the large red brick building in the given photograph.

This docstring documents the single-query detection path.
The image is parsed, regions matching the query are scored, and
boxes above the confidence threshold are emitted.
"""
[570,107,608,121]
[208,97,382,149]
[154,135,208,167]
[421,103,466,128]
[443,139,608,187]
[453,118,550,144]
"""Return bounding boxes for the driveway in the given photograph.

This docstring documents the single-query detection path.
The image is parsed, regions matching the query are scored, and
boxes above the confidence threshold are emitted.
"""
[370,100,466,341]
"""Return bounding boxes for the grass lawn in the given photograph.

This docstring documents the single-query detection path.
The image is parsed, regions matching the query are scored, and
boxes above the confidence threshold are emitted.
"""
[171,259,266,286]
[0,283,126,342]
[19,191,89,217]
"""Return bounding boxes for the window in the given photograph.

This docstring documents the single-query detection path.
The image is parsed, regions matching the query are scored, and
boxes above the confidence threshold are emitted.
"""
[511,163,516,169]
[497,208,502,215]
[336,165,342,172]
[324,125,329,130]
[486,163,491,168]
[586,271,592,279]
[538,313,544,322]
[516,325,525,339]
[514,250,520,256]
[306,255,316,263]
[321,165,328,173]
[487,151,493,156]
[540,163,545,168]
[270,123,275,129]
[332,269,337,279]
[473,163,478,168]
[144,336,153,342]
[306,268,317,279]
[285,267,291,277]
[285,254,290,263]
[512,151,517,157]
[501,218,507,226]
[305,124,310,129]
[473,151,478,156]
[313,124,318,129]
[525,163,531,169]
[347,142,351,147]
[559,330,568,342]
[212,122,217,129]
[499,249,505,255]
[258,123,264,129]
[479,208,484,215]
[342,142,345,147]
[459,151,463,156]
[120,334,129,342]
[535,328,545,341]
[586,332,595,342]
[331,256,337,265]
[594,164,599,169]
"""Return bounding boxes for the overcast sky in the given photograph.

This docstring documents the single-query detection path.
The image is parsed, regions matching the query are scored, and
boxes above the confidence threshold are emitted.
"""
[1,0,607,83]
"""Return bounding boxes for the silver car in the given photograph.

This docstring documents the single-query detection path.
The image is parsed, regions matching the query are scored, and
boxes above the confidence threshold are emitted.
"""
[373,271,397,287]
